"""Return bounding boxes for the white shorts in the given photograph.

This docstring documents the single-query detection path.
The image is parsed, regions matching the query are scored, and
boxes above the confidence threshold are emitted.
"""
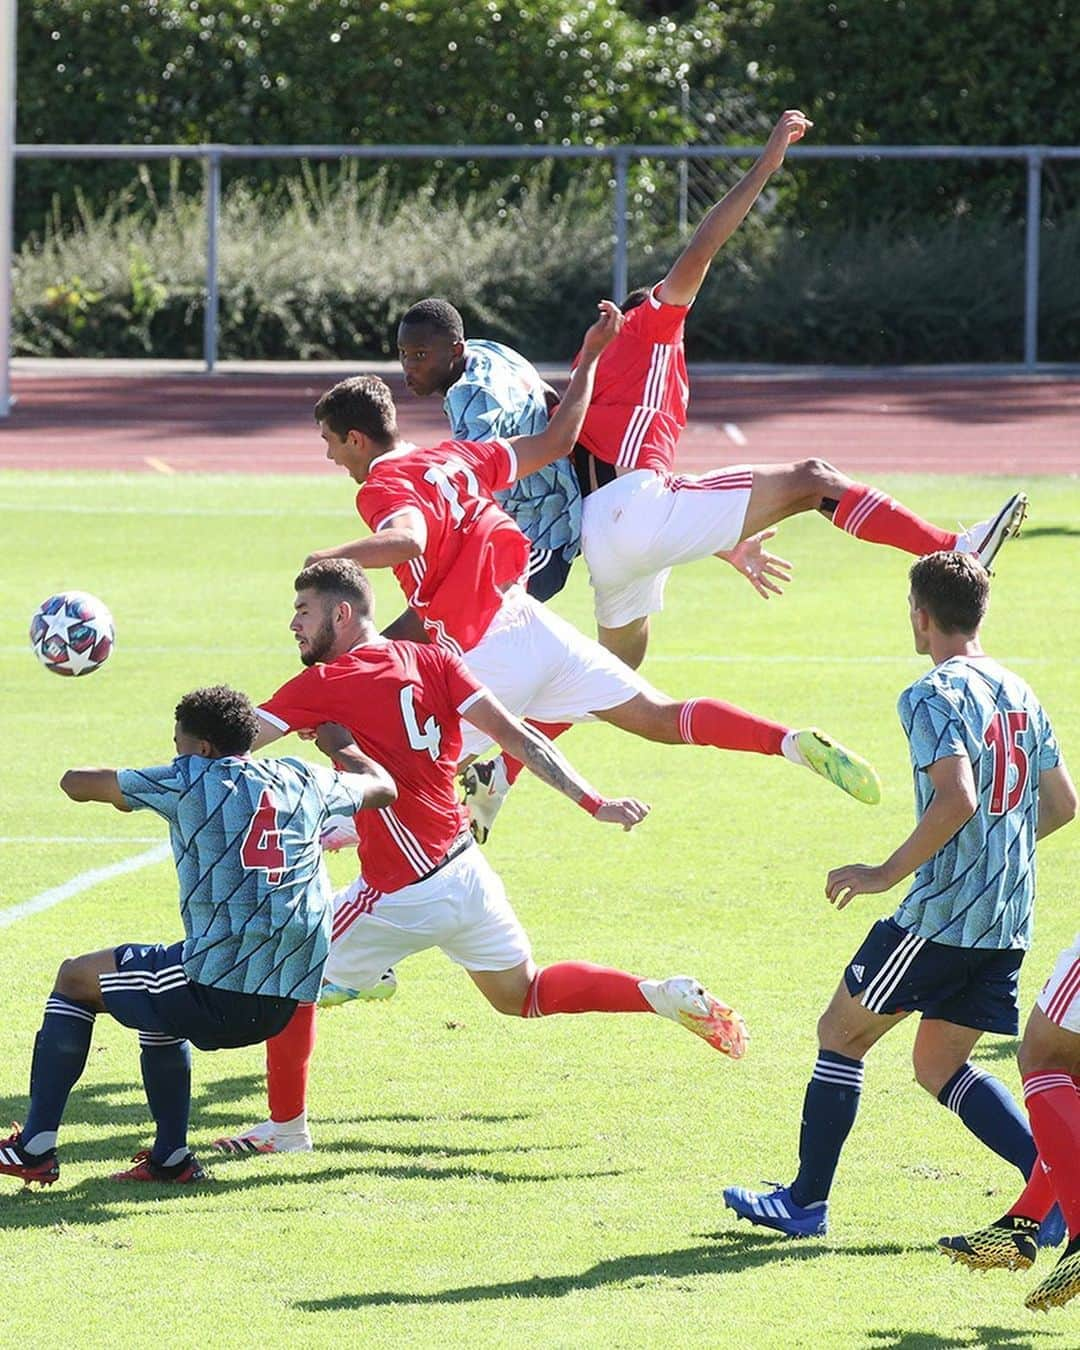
[1036,933,1080,1034]
[459,586,649,759]
[581,467,753,628]
[325,844,531,991]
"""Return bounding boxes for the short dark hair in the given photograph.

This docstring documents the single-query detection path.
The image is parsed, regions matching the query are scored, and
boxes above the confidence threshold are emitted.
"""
[294,557,374,621]
[909,551,990,634]
[314,376,397,445]
[621,287,652,313]
[174,685,259,756]
[398,298,464,340]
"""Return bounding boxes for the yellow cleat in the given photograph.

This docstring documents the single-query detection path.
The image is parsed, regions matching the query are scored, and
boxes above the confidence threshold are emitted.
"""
[795,728,882,806]
[938,1217,1039,1272]
[1025,1240,1080,1312]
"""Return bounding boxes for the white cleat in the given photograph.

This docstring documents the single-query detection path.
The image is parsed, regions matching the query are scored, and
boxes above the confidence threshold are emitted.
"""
[639,975,749,1059]
[954,492,1028,571]
[320,814,360,853]
[461,756,511,844]
[211,1120,313,1156]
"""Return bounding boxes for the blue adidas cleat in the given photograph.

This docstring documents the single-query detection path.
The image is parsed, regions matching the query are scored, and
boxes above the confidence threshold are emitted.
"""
[1038,1203,1066,1250]
[723,1183,828,1237]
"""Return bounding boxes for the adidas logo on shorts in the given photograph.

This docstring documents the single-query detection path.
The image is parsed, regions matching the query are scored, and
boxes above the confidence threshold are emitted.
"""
[851,964,865,983]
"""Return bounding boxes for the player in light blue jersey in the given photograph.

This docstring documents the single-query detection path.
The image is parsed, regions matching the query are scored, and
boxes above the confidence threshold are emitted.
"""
[397,297,581,604]
[724,552,1077,1239]
[0,685,393,1189]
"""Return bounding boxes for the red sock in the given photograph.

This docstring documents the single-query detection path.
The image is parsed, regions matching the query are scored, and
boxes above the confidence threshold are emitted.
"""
[1008,1152,1057,1223]
[503,722,573,786]
[521,962,651,1017]
[266,1001,317,1123]
[678,698,786,756]
[832,483,956,555]
[1023,1071,1080,1237]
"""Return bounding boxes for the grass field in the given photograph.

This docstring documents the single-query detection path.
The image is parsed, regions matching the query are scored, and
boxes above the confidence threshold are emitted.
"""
[1,470,1078,1349]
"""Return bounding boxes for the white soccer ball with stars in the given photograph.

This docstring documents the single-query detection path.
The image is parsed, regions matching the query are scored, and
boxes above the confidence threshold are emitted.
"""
[29,591,116,677]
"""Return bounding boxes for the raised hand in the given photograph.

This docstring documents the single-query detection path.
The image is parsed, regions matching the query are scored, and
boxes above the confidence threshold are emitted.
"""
[579,299,625,360]
[760,109,813,175]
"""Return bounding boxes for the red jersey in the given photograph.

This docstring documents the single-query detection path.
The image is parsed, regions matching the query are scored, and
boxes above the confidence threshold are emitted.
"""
[576,285,691,473]
[357,440,529,655]
[259,641,483,894]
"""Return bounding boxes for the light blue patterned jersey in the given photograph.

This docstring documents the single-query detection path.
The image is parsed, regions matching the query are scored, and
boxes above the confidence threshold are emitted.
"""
[444,339,581,562]
[892,656,1060,950]
[117,755,370,999]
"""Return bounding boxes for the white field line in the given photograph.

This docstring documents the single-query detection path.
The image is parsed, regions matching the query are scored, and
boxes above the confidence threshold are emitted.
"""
[0,836,162,844]
[0,501,346,518]
[0,843,171,930]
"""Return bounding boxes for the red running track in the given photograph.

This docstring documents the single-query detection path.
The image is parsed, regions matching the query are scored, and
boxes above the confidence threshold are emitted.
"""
[2,369,1079,475]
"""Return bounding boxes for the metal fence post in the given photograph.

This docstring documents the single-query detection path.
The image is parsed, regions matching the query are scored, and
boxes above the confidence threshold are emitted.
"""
[612,149,629,303]
[204,150,221,372]
[1023,150,1042,369]
[677,85,689,237]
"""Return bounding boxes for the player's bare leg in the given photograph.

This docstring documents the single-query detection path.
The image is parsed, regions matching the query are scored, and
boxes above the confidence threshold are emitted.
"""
[594,687,881,805]
[737,458,1026,570]
[597,617,650,671]
[469,958,747,1057]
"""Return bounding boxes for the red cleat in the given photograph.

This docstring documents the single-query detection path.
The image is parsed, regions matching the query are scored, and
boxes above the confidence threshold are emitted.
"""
[110,1148,208,1184]
[0,1124,59,1188]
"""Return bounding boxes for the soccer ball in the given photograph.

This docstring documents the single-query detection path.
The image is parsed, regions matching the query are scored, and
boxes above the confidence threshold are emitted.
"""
[29,591,115,677]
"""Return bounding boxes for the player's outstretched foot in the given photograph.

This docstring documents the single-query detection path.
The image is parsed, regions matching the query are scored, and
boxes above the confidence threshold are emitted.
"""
[954,491,1028,571]
[0,1125,59,1188]
[318,968,398,1008]
[319,813,360,853]
[211,1120,313,1156]
[461,757,510,844]
[111,1148,208,1183]
[789,728,881,806]
[639,976,748,1059]
[938,1215,1040,1272]
[1025,1234,1080,1312]
[723,1183,828,1237]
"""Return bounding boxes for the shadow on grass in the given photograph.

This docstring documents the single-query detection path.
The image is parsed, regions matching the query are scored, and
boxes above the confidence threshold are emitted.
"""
[864,1328,1057,1349]
[1017,526,1080,540]
[972,1039,1021,1063]
[0,1157,627,1232]
[293,1231,931,1310]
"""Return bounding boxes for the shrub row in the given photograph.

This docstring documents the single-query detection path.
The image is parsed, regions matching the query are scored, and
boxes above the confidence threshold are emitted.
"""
[13,172,1079,363]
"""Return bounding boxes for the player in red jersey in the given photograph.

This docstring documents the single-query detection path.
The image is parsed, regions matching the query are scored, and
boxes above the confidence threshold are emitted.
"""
[571,109,1027,671]
[211,559,746,1156]
[300,303,881,845]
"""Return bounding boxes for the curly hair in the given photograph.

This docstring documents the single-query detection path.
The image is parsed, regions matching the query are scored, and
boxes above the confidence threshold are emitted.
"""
[313,375,397,445]
[398,297,465,341]
[909,551,990,634]
[174,685,259,756]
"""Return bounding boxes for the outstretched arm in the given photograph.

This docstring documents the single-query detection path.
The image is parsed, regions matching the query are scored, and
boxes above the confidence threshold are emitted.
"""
[657,109,812,308]
[60,769,132,812]
[463,690,649,830]
[313,722,398,809]
[303,508,427,572]
[508,301,623,480]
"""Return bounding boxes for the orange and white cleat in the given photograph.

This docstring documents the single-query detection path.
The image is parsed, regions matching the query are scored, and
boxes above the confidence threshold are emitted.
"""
[211,1119,312,1156]
[639,976,749,1059]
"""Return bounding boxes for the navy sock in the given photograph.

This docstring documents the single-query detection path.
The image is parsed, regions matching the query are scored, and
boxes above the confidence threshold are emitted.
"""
[790,1050,865,1207]
[938,1063,1036,1177]
[22,995,96,1153]
[138,1034,192,1166]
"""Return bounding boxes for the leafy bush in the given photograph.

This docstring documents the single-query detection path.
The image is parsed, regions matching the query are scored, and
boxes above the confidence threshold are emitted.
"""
[13,168,1079,362]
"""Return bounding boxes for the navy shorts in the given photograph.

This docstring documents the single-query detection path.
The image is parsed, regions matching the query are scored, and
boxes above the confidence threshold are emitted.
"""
[99,941,297,1052]
[843,918,1024,1035]
[525,548,574,603]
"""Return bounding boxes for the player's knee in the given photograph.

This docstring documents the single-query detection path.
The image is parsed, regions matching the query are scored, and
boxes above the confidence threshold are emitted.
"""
[54,955,93,1000]
[911,1045,951,1096]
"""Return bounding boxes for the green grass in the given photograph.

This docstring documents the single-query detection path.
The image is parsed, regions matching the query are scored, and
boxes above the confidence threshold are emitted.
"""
[1,471,1078,1348]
